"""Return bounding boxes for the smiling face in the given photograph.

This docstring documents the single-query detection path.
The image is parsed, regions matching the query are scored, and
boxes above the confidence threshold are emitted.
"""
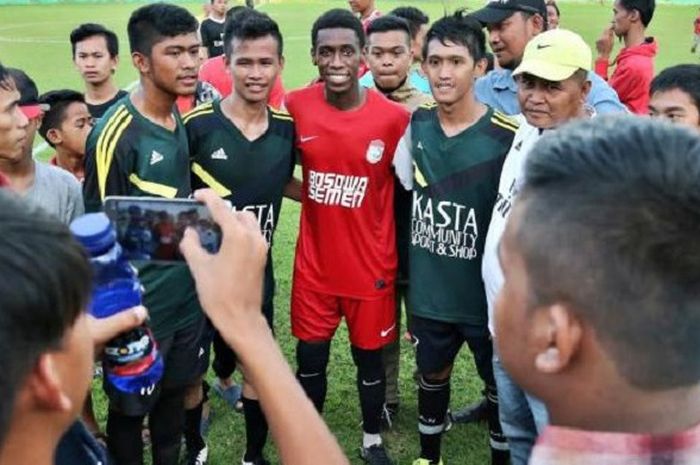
[422,38,485,106]
[228,35,283,105]
[365,29,412,90]
[313,27,362,96]
[517,72,590,129]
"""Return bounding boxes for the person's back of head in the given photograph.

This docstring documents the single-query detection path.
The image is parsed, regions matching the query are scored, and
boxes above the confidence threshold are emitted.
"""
[496,115,700,432]
[70,23,119,59]
[649,64,700,129]
[618,0,655,28]
[0,190,92,457]
[38,90,92,153]
[127,3,199,56]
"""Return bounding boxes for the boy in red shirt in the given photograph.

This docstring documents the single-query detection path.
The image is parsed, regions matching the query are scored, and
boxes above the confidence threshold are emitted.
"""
[595,0,657,114]
[692,8,700,53]
[285,8,408,465]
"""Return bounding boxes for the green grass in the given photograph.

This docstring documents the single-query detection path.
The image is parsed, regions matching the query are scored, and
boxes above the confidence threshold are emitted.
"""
[0,1,697,463]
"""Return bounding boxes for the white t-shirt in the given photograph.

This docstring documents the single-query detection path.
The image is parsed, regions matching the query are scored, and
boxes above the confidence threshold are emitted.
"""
[483,116,542,335]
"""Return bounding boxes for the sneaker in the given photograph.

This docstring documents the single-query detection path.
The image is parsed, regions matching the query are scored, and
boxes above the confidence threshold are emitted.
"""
[241,457,270,465]
[360,444,395,465]
[212,381,242,409]
[380,403,399,431]
[412,459,443,465]
[449,398,488,425]
[188,445,208,465]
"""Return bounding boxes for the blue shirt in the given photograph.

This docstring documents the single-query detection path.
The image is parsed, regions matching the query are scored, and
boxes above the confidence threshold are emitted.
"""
[360,67,432,95]
[474,68,627,116]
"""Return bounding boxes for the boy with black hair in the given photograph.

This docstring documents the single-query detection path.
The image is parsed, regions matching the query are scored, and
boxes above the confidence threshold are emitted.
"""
[286,8,409,465]
[185,10,299,465]
[498,116,700,465]
[388,6,430,93]
[38,90,92,182]
[393,11,513,465]
[83,4,206,465]
[70,23,128,120]
[200,0,229,59]
[649,64,700,130]
[595,0,657,114]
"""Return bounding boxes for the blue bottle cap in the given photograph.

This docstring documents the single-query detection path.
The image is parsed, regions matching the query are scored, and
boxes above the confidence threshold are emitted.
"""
[70,213,116,256]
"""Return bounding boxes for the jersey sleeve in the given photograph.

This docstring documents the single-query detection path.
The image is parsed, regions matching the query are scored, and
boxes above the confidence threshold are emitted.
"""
[83,128,134,212]
[392,124,413,191]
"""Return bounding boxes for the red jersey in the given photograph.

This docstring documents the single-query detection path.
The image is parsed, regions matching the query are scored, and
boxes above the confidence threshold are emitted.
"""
[198,55,286,109]
[286,85,409,299]
[695,16,700,34]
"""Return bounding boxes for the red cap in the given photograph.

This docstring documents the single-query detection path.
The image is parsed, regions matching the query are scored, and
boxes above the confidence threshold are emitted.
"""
[20,103,49,120]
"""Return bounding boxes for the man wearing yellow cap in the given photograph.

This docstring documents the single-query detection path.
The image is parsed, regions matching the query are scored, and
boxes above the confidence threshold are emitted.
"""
[481,28,593,465]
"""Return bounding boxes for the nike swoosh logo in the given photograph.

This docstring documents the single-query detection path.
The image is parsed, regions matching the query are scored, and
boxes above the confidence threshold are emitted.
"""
[536,44,552,49]
[300,135,318,143]
[380,323,396,338]
[362,379,382,387]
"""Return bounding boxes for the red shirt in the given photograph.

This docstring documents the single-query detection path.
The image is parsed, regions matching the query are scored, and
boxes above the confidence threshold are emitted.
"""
[695,16,700,34]
[198,55,286,109]
[286,85,409,299]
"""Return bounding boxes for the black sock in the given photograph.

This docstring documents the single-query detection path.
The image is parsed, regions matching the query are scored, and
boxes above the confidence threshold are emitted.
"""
[242,397,269,462]
[418,375,450,463]
[296,341,330,413]
[486,384,510,465]
[149,387,186,465]
[351,345,385,435]
[106,410,145,465]
[184,399,205,454]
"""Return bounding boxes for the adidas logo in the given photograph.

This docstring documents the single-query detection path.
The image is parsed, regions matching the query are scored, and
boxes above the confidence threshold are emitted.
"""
[514,141,523,151]
[211,148,228,160]
[417,141,424,151]
[150,150,164,165]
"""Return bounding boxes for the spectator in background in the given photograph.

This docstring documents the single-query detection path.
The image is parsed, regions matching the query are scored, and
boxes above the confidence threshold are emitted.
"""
[349,0,382,30]
[649,64,700,130]
[692,8,700,53]
[200,0,229,59]
[595,0,657,114]
[70,23,128,120]
[38,90,92,182]
[546,0,560,29]
[1,69,83,225]
[470,0,624,115]
[387,6,431,94]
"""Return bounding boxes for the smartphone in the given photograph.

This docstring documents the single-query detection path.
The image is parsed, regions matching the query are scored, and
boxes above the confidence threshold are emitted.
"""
[103,196,222,262]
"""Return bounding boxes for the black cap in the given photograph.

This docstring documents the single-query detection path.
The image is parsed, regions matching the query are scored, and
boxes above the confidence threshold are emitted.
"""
[7,68,39,106]
[471,0,547,25]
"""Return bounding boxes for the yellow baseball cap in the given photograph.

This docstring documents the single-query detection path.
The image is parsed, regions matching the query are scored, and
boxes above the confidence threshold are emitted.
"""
[513,29,592,81]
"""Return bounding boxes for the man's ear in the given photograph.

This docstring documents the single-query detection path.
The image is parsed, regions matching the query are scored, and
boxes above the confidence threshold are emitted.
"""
[310,47,317,66]
[629,8,642,23]
[132,51,150,75]
[533,304,582,374]
[531,13,546,34]
[46,128,62,147]
[474,57,488,79]
[25,354,72,412]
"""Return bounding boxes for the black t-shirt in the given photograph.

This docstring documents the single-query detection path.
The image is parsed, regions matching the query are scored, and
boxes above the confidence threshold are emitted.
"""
[87,89,129,121]
[200,18,225,58]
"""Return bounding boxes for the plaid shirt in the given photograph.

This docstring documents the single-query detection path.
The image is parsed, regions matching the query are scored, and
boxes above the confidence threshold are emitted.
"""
[530,423,700,465]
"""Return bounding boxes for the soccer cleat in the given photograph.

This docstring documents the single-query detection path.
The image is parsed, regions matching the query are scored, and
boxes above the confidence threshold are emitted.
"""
[360,444,395,465]
[188,445,208,465]
[449,397,488,424]
[413,459,444,465]
[241,456,270,465]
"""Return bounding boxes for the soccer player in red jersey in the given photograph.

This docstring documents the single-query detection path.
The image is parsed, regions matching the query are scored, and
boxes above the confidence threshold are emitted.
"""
[285,9,409,465]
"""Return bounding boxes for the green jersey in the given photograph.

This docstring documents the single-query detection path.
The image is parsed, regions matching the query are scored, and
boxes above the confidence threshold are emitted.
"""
[394,103,517,324]
[83,96,201,338]
[184,101,295,304]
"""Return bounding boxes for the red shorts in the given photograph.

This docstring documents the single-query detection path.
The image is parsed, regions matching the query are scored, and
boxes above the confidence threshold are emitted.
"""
[291,285,397,350]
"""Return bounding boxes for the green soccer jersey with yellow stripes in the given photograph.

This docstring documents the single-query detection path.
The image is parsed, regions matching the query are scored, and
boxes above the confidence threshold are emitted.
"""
[184,100,295,304]
[83,95,201,338]
[395,103,518,325]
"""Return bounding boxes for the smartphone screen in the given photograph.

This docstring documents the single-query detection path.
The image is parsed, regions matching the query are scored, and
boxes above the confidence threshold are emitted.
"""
[103,196,222,262]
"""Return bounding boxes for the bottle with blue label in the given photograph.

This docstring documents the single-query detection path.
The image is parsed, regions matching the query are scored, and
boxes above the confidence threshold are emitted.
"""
[70,212,163,393]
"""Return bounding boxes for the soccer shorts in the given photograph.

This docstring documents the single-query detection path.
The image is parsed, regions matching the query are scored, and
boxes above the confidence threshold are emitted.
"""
[104,315,208,417]
[411,314,494,383]
[291,285,396,350]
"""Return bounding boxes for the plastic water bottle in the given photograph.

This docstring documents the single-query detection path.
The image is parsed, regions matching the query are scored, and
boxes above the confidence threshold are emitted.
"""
[70,212,164,394]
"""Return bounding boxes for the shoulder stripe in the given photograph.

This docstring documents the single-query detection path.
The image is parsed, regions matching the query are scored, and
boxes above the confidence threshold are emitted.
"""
[96,106,132,200]
[128,174,178,198]
[183,107,214,124]
[192,162,232,197]
[270,112,293,122]
[96,106,127,169]
[490,117,518,133]
[183,102,213,120]
[269,106,291,117]
[492,111,519,130]
[418,101,438,110]
[414,162,428,188]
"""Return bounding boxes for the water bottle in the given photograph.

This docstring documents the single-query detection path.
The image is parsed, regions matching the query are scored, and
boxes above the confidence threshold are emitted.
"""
[70,212,164,394]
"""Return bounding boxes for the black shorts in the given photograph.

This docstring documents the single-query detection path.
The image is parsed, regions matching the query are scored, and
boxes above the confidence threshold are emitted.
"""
[411,314,494,385]
[104,315,208,416]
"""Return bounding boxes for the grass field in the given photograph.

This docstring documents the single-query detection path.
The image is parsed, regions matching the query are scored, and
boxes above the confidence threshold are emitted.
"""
[0,1,697,463]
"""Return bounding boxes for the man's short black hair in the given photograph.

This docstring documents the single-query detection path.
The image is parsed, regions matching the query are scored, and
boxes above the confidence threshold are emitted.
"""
[38,90,86,148]
[517,116,700,391]
[650,64,700,114]
[388,6,429,40]
[366,15,411,44]
[619,0,655,27]
[225,5,250,23]
[223,9,283,58]
[6,68,38,105]
[70,23,119,58]
[127,3,199,55]
[311,8,365,50]
[0,190,91,447]
[422,10,486,63]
